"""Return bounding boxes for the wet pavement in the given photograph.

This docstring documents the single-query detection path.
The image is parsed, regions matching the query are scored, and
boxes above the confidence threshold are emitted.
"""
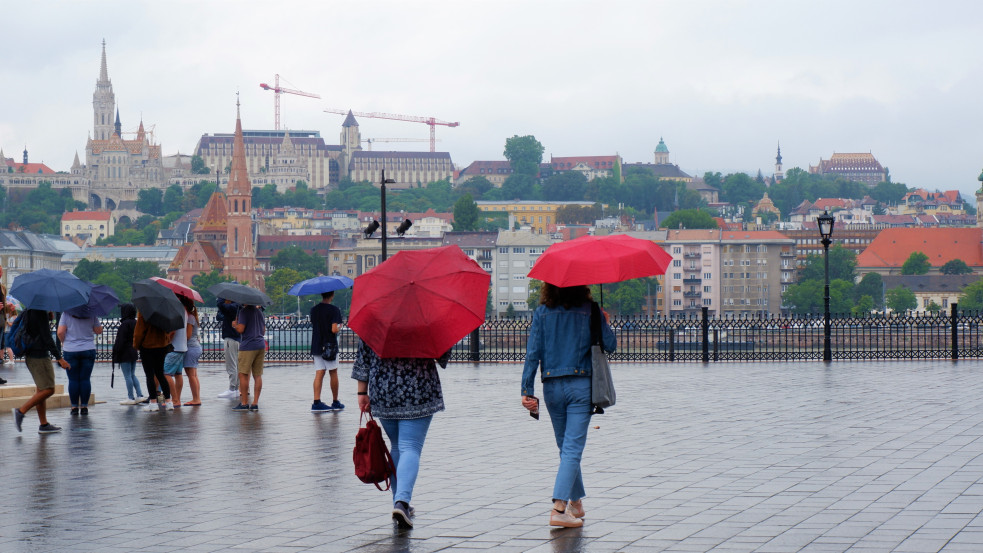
[2,359,983,552]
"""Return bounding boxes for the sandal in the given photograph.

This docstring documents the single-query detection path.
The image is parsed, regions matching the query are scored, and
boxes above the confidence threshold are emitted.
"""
[183,402,201,406]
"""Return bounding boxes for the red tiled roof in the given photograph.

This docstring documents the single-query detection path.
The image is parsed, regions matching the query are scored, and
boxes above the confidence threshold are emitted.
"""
[813,198,847,210]
[62,211,111,221]
[8,162,56,174]
[857,228,983,268]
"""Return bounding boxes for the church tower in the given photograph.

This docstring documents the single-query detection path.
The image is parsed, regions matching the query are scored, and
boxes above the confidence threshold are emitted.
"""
[654,137,670,165]
[92,39,116,141]
[774,142,784,182]
[340,110,361,179]
[224,99,262,290]
[976,169,983,228]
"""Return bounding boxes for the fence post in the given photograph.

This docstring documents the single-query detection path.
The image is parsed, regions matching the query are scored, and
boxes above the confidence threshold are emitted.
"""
[951,303,958,361]
[469,327,480,363]
[668,328,675,362]
[701,306,709,363]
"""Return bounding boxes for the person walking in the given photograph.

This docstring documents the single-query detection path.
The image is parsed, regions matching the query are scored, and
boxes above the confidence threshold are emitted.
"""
[163,299,190,407]
[215,298,241,399]
[520,283,616,528]
[57,310,103,416]
[3,301,17,365]
[133,310,174,412]
[232,304,265,411]
[112,303,145,405]
[182,296,203,406]
[352,340,450,529]
[11,309,69,433]
[310,291,344,412]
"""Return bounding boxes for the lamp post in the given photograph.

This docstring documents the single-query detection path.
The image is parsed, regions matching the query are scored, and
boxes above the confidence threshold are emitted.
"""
[817,210,835,362]
[379,168,395,262]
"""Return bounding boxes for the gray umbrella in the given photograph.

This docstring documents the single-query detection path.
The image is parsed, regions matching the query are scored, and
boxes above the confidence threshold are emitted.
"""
[207,282,272,307]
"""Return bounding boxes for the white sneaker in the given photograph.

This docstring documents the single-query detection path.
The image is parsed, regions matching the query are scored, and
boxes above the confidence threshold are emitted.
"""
[165,400,175,411]
[145,403,159,412]
[120,399,134,405]
[217,389,237,399]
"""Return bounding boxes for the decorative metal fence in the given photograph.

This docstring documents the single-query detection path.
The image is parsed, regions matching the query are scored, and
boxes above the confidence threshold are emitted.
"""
[79,305,983,363]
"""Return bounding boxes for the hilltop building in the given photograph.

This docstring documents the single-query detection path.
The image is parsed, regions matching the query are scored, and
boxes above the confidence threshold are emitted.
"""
[623,138,693,182]
[809,152,887,186]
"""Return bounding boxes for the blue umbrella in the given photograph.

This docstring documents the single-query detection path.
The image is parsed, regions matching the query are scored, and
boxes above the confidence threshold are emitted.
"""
[288,275,354,296]
[9,269,90,312]
[65,284,119,318]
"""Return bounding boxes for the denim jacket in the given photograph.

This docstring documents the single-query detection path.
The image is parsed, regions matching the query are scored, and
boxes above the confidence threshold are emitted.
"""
[521,302,616,397]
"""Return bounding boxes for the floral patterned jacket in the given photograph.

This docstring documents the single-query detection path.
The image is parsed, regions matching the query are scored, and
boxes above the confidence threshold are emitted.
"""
[351,341,450,420]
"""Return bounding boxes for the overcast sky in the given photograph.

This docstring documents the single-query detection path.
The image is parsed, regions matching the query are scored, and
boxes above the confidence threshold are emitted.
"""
[2,1,982,198]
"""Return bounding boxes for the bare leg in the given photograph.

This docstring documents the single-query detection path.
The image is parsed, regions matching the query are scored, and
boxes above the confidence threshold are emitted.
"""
[328,369,339,402]
[185,368,200,403]
[238,373,249,405]
[253,375,262,406]
[18,388,54,424]
[313,369,325,402]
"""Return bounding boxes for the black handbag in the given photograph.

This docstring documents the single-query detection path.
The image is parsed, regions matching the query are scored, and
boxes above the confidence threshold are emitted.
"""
[321,341,338,361]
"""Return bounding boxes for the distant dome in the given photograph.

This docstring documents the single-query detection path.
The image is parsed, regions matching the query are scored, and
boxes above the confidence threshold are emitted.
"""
[655,137,669,153]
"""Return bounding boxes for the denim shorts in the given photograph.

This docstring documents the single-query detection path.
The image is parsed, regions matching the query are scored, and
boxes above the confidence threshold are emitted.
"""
[163,351,185,375]
[184,344,202,369]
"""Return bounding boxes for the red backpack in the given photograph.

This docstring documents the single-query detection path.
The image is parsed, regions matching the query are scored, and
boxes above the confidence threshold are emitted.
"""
[354,411,395,491]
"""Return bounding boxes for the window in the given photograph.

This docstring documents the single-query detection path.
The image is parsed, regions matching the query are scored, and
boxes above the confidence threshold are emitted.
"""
[673,273,682,280]
[512,286,525,293]
[513,275,525,280]
[673,299,681,306]
[673,260,682,267]
[498,274,508,280]
[673,247,681,254]
[703,299,712,306]
[512,247,525,254]
[499,247,508,254]
[704,273,711,279]
[703,286,711,293]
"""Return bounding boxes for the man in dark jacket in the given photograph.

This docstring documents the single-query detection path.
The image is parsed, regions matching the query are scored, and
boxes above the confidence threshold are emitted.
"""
[215,298,241,399]
[12,309,69,433]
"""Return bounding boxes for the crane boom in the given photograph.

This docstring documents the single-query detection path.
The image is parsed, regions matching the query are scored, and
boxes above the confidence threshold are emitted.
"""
[259,74,321,130]
[324,107,459,151]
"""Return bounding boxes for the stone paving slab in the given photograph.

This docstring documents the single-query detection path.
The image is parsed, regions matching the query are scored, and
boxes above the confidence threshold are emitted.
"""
[2,359,983,552]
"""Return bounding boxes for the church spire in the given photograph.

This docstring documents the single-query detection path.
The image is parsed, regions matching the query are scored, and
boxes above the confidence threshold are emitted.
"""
[774,141,784,183]
[99,38,109,83]
[114,107,122,137]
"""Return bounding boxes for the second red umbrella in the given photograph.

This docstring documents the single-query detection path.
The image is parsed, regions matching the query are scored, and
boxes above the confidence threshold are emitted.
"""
[527,234,672,287]
[349,245,491,359]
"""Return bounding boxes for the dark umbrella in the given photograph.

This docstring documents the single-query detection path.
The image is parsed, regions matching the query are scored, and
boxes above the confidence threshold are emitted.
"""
[131,279,186,332]
[287,275,354,296]
[10,269,90,312]
[65,284,119,318]
[349,245,490,358]
[207,282,272,307]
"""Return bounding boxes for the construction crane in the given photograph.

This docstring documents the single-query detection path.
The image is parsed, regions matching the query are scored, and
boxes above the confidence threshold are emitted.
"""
[324,108,459,152]
[259,74,321,130]
[361,138,438,151]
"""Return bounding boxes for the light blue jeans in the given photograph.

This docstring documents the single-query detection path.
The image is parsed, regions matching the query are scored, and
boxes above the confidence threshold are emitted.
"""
[543,375,592,502]
[120,361,143,400]
[380,416,433,506]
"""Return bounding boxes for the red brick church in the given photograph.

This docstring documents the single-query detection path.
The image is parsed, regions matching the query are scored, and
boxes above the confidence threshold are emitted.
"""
[168,101,263,290]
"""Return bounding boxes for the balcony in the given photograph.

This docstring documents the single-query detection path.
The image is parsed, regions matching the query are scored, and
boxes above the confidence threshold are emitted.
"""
[780,251,796,257]
[684,252,701,258]
[683,277,701,285]
[683,291,701,298]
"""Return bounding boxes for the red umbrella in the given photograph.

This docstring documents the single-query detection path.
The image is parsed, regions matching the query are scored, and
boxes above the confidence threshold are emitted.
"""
[150,277,204,303]
[349,245,491,358]
[527,234,672,286]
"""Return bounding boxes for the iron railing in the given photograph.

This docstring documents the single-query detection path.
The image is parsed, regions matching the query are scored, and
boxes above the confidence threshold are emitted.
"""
[70,304,983,363]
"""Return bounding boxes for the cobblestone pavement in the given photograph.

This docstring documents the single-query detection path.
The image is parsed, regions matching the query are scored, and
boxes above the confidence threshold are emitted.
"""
[2,359,983,552]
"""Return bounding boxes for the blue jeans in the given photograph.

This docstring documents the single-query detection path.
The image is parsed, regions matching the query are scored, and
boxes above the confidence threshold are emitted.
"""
[64,349,96,407]
[543,375,592,502]
[120,361,143,400]
[380,416,433,506]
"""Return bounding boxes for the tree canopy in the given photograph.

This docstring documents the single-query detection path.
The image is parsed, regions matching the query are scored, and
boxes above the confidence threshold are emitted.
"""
[941,259,973,275]
[886,286,917,313]
[452,193,479,231]
[660,209,718,230]
[269,245,325,275]
[901,251,931,275]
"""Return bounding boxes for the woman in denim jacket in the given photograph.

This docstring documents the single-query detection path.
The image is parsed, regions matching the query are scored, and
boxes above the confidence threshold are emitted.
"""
[521,283,616,528]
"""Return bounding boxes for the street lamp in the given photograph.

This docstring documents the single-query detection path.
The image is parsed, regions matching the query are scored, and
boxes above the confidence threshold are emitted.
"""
[379,169,395,261]
[817,210,835,362]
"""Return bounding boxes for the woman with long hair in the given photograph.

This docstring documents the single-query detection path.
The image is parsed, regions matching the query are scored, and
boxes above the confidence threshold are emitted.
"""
[58,307,104,416]
[180,295,202,406]
[113,303,146,404]
[521,283,616,528]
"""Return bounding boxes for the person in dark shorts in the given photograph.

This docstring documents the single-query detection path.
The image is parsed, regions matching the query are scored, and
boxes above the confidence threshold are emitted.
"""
[12,309,69,433]
[310,291,344,412]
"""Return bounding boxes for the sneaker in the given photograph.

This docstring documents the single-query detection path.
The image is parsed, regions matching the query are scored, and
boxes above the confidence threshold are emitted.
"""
[568,501,585,519]
[0,376,6,385]
[165,401,175,411]
[12,407,24,432]
[145,403,159,412]
[217,389,238,399]
[250,404,259,411]
[120,399,133,405]
[80,407,88,416]
[549,508,583,528]
[38,423,62,434]
[329,400,345,411]
[232,403,251,411]
[392,501,413,529]
[137,397,150,404]
[311,400,331,412]
[70,407,79,416]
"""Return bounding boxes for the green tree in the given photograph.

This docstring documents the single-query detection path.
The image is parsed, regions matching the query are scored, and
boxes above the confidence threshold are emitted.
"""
[854,272,885,309]
[798,245,857,284]
[782,278,854,315]
[452,193,480,231]
[270,245,325,275]
[926,300,942,313]
[869,181,909,204]
[901,251,931,275]
[162,184,184,214]
[852,295,875,316]
[527,279,543,311]
[457,176,494,200]
[541,171,588,201]
[660,209,718,230]
[504,304,516,319]
[190,155,212,175]
[719,172,766,206]
[266,268,315,315]
[503,135,545,178]
[137,188,164,216]
[886,286,917,313]
[192,269,236,306]
[941,259,973,275]
[610,279,646,316]
[958,278,983,311]
[501,173,537,200]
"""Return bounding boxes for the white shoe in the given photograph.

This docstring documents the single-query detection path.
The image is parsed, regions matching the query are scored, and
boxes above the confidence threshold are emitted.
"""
[217,389,237,399]
[145,403,159,412]
[165,401,175,411]
[120,399,135,405]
